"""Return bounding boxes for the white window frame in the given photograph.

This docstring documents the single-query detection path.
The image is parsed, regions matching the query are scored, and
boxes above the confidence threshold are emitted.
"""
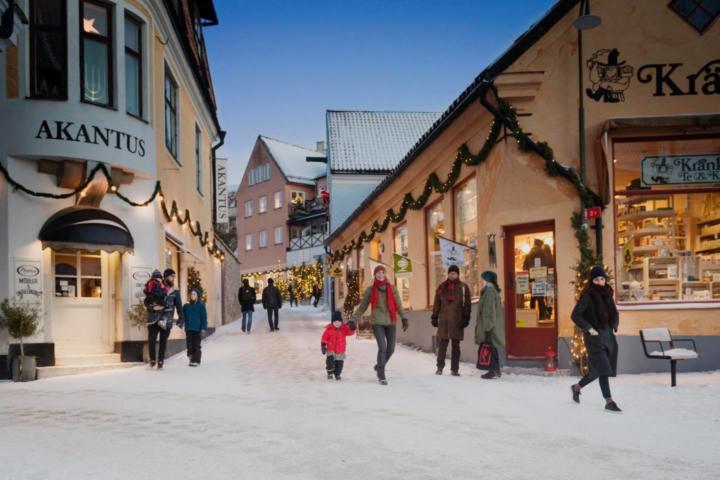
[244,200,253,218]
[274,226,283,245]
[245,234,253,251]
[259,195,267,214]
[259,230,268,248]
[274,190,283,209]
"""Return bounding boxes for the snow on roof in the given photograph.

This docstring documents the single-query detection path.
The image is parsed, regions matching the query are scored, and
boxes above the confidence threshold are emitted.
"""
[326,111,441,172]
[259,136,326,185]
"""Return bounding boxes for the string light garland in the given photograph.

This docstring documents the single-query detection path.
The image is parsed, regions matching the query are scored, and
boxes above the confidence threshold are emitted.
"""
[328,99,602,263]
[242,262,324,301]
[0,161,224,260]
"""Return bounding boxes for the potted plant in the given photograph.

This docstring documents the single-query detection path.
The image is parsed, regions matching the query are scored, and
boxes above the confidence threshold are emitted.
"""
[127,302,149,362]
[0,299,41,382]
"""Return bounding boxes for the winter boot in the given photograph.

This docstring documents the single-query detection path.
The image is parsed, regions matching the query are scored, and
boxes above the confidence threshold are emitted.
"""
[481,370,497,380]
[435,368,443,375]
[334,360,344,381]
[189,362,199,367]
[571,384,581,404]
[149,361,156,369]
[327,373,334,380]
[451,371,460,377]
[157,361,164,370]
[605,401,622,413]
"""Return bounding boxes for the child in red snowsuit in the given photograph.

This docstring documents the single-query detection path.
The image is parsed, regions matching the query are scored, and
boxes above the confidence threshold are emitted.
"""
[321,310,356,380]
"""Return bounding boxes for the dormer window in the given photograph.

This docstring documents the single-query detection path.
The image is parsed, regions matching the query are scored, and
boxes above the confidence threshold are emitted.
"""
[669,0,719,33]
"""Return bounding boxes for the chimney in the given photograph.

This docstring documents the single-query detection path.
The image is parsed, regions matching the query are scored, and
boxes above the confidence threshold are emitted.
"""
[315,140,325,153]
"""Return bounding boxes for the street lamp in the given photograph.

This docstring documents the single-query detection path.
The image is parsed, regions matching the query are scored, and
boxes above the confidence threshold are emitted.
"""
[574,0,603,256]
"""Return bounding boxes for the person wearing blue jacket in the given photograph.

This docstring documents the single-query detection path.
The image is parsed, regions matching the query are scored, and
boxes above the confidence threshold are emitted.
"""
[182,288,208,367]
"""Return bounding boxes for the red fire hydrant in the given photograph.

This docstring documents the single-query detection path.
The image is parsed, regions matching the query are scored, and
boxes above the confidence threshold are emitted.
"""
[544,346,557,372]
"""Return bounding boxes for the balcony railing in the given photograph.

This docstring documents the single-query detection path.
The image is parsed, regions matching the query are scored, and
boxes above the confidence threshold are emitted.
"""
[289,232,328,250]
[289,198,327,217]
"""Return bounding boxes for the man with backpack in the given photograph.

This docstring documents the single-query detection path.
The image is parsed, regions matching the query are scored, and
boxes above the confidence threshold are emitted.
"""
[238,278,257,333]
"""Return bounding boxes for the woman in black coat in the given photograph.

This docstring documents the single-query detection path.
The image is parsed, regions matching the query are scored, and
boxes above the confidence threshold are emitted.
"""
[570,266,622,412]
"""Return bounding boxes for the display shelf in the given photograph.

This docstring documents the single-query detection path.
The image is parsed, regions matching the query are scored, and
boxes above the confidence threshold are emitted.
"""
[617,227,673,239]
[697,216,720,227]
[616,194,673,205]
[617,210,675,222]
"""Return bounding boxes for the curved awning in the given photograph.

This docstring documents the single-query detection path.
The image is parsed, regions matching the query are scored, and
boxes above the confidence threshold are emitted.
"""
[39,206,134,253]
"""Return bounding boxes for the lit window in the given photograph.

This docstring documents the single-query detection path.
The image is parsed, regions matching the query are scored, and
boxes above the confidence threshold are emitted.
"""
[54,251,102,298]
[245,234,253,251]
[30,0,68,99]
[393,225,411,309]
[669,0,720,33]
[125,13,142,117]
[454,177,479,299]
[274,191,283,209]
[291,191,305,205]
[81,0,113,106]
[426,201,445,302]
[259,196,267,213]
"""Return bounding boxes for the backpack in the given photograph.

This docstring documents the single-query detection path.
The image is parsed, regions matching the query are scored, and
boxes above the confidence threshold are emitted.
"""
[240,287,254,304]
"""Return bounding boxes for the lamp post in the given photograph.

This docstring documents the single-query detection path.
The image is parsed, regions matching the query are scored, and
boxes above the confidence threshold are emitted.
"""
[574,0,603,256]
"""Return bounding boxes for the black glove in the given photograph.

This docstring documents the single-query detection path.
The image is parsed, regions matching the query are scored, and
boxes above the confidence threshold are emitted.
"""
[484,331,492,343]
[347,320,356,331]
[431,315,438,328]
[401,318,409,332]
[321,343,327,355]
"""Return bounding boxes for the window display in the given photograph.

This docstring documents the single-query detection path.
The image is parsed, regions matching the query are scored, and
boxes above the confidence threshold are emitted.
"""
[426,201,445,302]
[614,138,720,303]
[54,251,102,298]
[393,224,411,309]
[454,177,479,299]
[513,232,556,328]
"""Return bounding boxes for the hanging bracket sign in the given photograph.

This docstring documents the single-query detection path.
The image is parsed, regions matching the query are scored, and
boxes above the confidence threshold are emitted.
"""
[641,154,720,186]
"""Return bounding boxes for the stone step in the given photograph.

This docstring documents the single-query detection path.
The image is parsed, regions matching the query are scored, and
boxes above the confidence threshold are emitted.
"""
[54,353,122,367]
[36,362,144,379]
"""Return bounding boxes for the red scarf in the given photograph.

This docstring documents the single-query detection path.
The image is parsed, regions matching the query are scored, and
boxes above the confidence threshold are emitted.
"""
[437,280,458,302]
[370,279,398,322]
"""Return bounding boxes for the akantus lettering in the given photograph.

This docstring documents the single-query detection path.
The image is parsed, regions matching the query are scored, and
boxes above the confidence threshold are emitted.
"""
[35,120,146,158]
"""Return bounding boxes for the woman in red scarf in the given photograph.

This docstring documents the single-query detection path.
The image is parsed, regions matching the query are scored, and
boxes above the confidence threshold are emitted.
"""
[431,265,471,376]
[352,265,408,385]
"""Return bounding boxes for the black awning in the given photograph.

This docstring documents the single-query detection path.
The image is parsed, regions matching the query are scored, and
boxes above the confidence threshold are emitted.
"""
[39,206,134,253]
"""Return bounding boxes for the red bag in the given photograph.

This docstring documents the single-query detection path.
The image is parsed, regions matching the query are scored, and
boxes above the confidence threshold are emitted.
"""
[476,343,494,371]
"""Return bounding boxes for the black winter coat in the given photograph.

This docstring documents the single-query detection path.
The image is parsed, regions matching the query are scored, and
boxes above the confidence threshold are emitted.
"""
[238,286,257,312]
[571,286,619,377]
[262,285,282,310]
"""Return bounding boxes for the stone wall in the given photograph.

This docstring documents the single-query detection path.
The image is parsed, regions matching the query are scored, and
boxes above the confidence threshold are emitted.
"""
[218,238,242,325]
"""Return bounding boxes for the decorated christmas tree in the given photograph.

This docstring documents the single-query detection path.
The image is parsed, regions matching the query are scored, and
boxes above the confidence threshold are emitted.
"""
[343,270,360,319]
[187,266,207,303]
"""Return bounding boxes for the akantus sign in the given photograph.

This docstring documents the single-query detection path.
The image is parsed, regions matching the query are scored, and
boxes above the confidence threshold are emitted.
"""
[641,154,720,186]
[35,120,147,158]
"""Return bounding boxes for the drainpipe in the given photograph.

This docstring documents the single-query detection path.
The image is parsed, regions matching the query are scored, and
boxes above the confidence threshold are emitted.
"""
[211,130,227,227]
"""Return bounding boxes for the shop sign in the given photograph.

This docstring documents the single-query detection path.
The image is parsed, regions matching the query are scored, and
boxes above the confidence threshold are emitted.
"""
[438,236,475,268]
[586,207,602,220]
[215,158,228,225]
[35,120,146,157]
[328,266,344,278]
[14,258,43,305]
[130,267,153,306]
[515,272,530,294]
[393,253,412,278]
[641,154,720,186]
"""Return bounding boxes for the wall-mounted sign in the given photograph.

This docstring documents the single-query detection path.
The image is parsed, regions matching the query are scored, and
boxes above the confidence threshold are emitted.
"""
[35,120,146,157]
[393,253,412,278]
[130,267,153,306]
[586,207,602,220]
[14,258,43,305]
[641,154,720,186]
[215,157,228,225]
[328,266,344,278]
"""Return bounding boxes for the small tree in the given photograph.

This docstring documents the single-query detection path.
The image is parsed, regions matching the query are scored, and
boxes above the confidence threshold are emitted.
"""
[0,299,41,379]
[187,266,207,303]
[127,302,147,331]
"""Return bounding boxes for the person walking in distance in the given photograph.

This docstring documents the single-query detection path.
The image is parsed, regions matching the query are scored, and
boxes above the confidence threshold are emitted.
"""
[288,282,298,307]
[431,265,471,376]
[570,267,622,413]
[321,310,356,381]
[238,278,256,333]
[352,265,408,385]
[476,271,505,379]
[262,278,282,332]
[312,284,321,308]
[182,288,207,366]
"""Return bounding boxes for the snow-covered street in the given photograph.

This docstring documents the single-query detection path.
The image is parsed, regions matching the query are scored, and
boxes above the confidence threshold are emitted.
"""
[1,306,718,480]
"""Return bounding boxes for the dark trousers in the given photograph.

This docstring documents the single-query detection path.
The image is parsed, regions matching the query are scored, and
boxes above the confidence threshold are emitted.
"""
[289,297,298,307]
[267,308,279,330]
[186,331,202,364]
[313,295,319,307]
[579,373,612,398]
[148,323,170,362]
[372,324,396,379]
[241,311,253,331]
[437,338,461,372]
[325,356,344,378]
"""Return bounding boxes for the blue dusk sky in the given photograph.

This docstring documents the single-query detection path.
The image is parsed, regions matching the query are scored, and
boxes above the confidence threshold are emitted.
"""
[205,0,558,184]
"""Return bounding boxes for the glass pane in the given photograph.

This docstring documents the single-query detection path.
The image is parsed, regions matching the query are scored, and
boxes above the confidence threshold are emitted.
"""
[125,54,140,116]
[165,103,176,154]
[80,255,101,277]
[83,2,109,37]
[33,0,64,26]
[55,254,77,276]
[454,180,479,298]
[81,278,102,298]
[688,8,712,30]
[514,232,555,328]
[55,277,77,297]
[673,0,696,16]
[426,203,445,293]
[33,30,65,97]
[83,38,109,104]
[124,17,140,51]
[703,0,720,16]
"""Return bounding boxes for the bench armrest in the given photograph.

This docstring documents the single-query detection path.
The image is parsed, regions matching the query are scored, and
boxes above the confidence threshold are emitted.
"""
[671,338,697,352]
[641,339,665,358]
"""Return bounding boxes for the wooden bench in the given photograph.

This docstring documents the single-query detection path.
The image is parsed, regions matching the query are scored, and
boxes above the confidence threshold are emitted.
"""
[639,328,699,387]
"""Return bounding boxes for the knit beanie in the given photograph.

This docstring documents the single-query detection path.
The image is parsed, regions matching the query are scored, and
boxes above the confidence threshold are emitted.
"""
[151,269,162,280]
[589,266,607,281]
[332,310,342,323]
[448,265,460,274]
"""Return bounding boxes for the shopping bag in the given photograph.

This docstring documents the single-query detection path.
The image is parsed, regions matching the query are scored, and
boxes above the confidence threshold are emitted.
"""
[477,343,493,371]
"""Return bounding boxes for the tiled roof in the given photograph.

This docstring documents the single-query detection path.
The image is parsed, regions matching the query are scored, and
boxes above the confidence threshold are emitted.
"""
[259,136,326,185]
[326,111,441,172]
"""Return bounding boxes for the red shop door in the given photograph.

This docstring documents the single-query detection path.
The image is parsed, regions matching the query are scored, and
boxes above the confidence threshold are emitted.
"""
[503,221,558,358]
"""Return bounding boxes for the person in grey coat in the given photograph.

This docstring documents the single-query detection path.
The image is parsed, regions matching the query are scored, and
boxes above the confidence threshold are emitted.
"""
[262,278,283,332]
[476,271,505,379]
[570,266,622,413]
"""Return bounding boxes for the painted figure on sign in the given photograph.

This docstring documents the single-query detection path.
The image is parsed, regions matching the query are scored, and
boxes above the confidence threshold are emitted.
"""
[586,48,634,103]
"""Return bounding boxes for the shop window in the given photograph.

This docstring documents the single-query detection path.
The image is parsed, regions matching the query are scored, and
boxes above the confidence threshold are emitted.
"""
[454,177,479,299]
[426,200,446,303]
[614,137,720,303]
[274,191,283,209]
[54,251,102,298]
[259,230,268,248]
[393,224,411,309]
[274,226,284,245]
[259,195,267,213]
[164,239,181,289]
[81,0,113,106]
[164,64,178,159]
[124,13,143,117]
[29,0,68,99]
[244,199,253,218]
[195,125,203,194]
[513,232,556,328]
[669,0,719,33]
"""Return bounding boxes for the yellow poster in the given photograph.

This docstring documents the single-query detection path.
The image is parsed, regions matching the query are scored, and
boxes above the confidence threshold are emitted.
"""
[622,241,634,271]
[529,266,547,279]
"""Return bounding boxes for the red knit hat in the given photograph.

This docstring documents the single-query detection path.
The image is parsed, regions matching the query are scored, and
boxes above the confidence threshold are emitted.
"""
[373,265,386,276]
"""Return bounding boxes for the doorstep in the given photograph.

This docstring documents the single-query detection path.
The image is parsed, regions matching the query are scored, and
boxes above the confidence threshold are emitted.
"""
[37,360,144,379]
